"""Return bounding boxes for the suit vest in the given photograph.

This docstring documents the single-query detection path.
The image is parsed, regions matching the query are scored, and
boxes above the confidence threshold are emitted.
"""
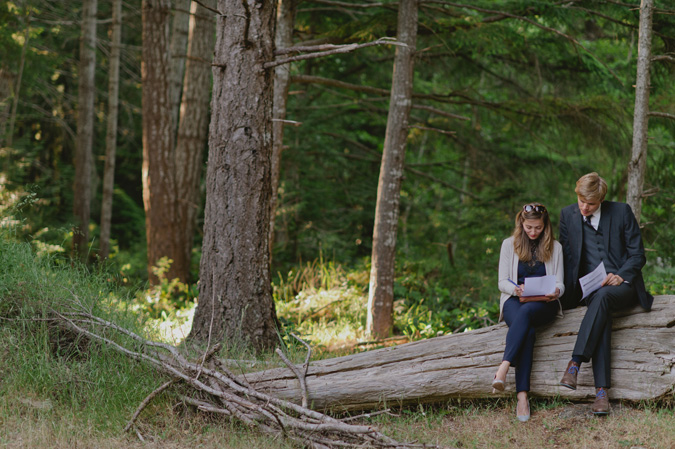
[581,221,618,275]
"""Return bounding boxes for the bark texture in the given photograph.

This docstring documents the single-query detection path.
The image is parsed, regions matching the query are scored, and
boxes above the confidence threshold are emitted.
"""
[367,0,418,339]
[73,0,98,261]
[189,0,279,351]
[626,0,654,222]
[142,0,178,283]
[246,295,675,411]
[269,0,298,260]
[173,0,216,282]
[169,0,191,140]
[99,0,123,260]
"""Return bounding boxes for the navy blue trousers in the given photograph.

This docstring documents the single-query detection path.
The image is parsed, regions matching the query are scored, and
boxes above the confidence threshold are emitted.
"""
[572,283,636,388]
[502,296,558,392]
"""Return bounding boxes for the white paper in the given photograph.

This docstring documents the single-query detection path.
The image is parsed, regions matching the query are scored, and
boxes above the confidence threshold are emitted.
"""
[579,261,607,300]
[523,275,556,296]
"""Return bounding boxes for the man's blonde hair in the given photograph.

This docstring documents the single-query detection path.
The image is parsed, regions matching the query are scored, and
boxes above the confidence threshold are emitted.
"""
[575,172,607,202]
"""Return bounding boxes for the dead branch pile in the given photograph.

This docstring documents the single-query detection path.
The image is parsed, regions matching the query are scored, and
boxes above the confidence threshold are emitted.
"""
[54,310,449,449]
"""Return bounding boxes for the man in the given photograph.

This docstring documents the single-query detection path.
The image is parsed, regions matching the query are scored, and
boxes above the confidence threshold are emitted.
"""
[558,172,653,415]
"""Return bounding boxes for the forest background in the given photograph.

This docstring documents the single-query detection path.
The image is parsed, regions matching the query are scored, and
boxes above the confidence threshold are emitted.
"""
[1,0,675,337]
[1,0,674,340]
[0,0,674,447]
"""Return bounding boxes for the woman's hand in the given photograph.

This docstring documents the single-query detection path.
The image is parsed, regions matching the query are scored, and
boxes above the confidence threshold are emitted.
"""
[545,287,560,302]
[514,285,524,297]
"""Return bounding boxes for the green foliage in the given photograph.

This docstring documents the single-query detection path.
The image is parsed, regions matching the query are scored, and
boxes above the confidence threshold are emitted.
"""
[274,258,368,354]
[0,0,144,262]
[0,232,167,431]
[273,255,501,356]
[644,263,675,297]
[135,256,198,319]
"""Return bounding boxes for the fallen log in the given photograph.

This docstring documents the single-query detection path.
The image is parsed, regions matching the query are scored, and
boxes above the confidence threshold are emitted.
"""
[245,295,675,412]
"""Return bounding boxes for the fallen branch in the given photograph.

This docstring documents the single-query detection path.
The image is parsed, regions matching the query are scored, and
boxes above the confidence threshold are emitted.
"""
[51,308,450,449]
[275,344,310,408]
[124,380,176,432]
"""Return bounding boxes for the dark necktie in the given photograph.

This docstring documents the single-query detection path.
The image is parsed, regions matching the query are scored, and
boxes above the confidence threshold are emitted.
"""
[584,215,594,230]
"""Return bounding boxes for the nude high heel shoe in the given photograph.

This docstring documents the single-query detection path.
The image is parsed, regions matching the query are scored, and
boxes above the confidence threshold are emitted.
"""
[491,375,505,392]
[517,399,530,422]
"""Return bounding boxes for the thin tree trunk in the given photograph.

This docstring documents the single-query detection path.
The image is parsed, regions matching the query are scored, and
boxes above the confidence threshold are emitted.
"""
[188,0,279,351]
[367,0,418,339]
[269,0,298,261]
[169,0,191,143]
[0,69,15,148]
[626,0,654,221]
[73,0,98,262]
[99,0,123,261]
[172,0,216,282]
[142,0,177,284]
[5,11,30,149]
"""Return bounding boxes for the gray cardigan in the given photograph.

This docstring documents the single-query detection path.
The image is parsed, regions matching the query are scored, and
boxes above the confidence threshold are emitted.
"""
[497,236,565,322]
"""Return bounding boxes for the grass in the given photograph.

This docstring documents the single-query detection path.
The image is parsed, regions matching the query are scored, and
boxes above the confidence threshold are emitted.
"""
[375,400,675,449]
[1,392,673,448]
[0,234,673,448]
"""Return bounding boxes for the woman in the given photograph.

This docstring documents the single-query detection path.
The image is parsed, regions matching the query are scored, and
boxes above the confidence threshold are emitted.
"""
[492,203,564,422]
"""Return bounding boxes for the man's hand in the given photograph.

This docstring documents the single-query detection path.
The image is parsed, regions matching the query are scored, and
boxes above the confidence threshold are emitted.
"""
[601,273,624,287]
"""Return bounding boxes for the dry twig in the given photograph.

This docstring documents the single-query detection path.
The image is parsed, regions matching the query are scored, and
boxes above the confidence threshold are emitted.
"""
[124,380,176,432]
[50,308,449,449]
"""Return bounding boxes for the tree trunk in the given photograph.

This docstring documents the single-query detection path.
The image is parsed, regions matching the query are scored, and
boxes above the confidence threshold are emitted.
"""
[269,0,298,261]
[0,69,15,148]
[188,0,279,351]
[142,0,178,284]
[169,0,191,143]
[4,10,30,149]
[73,0,98,262]
[246,295,675,411]
[367,0,418,339]
[626,0,654,222]
[99,0,123,261]
[172,0,216,282]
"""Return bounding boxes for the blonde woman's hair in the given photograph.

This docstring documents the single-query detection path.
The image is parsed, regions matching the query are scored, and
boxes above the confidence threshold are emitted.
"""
[512,203,554,263]
[575,172,607,202]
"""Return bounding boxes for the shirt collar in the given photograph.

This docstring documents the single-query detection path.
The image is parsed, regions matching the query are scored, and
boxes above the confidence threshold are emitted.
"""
[586,207,601,230]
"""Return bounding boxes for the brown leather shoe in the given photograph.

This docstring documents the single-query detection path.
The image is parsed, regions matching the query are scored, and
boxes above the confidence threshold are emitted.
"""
[592,387,610,415]
[559,360,579,390]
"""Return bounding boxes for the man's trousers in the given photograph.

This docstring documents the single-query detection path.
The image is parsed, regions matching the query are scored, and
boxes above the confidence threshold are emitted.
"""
[572,283,637,388]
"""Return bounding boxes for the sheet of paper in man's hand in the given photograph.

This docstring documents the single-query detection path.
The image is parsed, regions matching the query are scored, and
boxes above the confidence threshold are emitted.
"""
[579,261,607,300]
[523,275,556,296]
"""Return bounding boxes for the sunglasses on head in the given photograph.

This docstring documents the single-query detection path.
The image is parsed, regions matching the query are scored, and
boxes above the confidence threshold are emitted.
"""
[523,204,547,213]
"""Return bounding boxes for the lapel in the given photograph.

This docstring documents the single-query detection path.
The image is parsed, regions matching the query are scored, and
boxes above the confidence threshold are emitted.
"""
[599,201,612,252]
[571,206,583,260]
